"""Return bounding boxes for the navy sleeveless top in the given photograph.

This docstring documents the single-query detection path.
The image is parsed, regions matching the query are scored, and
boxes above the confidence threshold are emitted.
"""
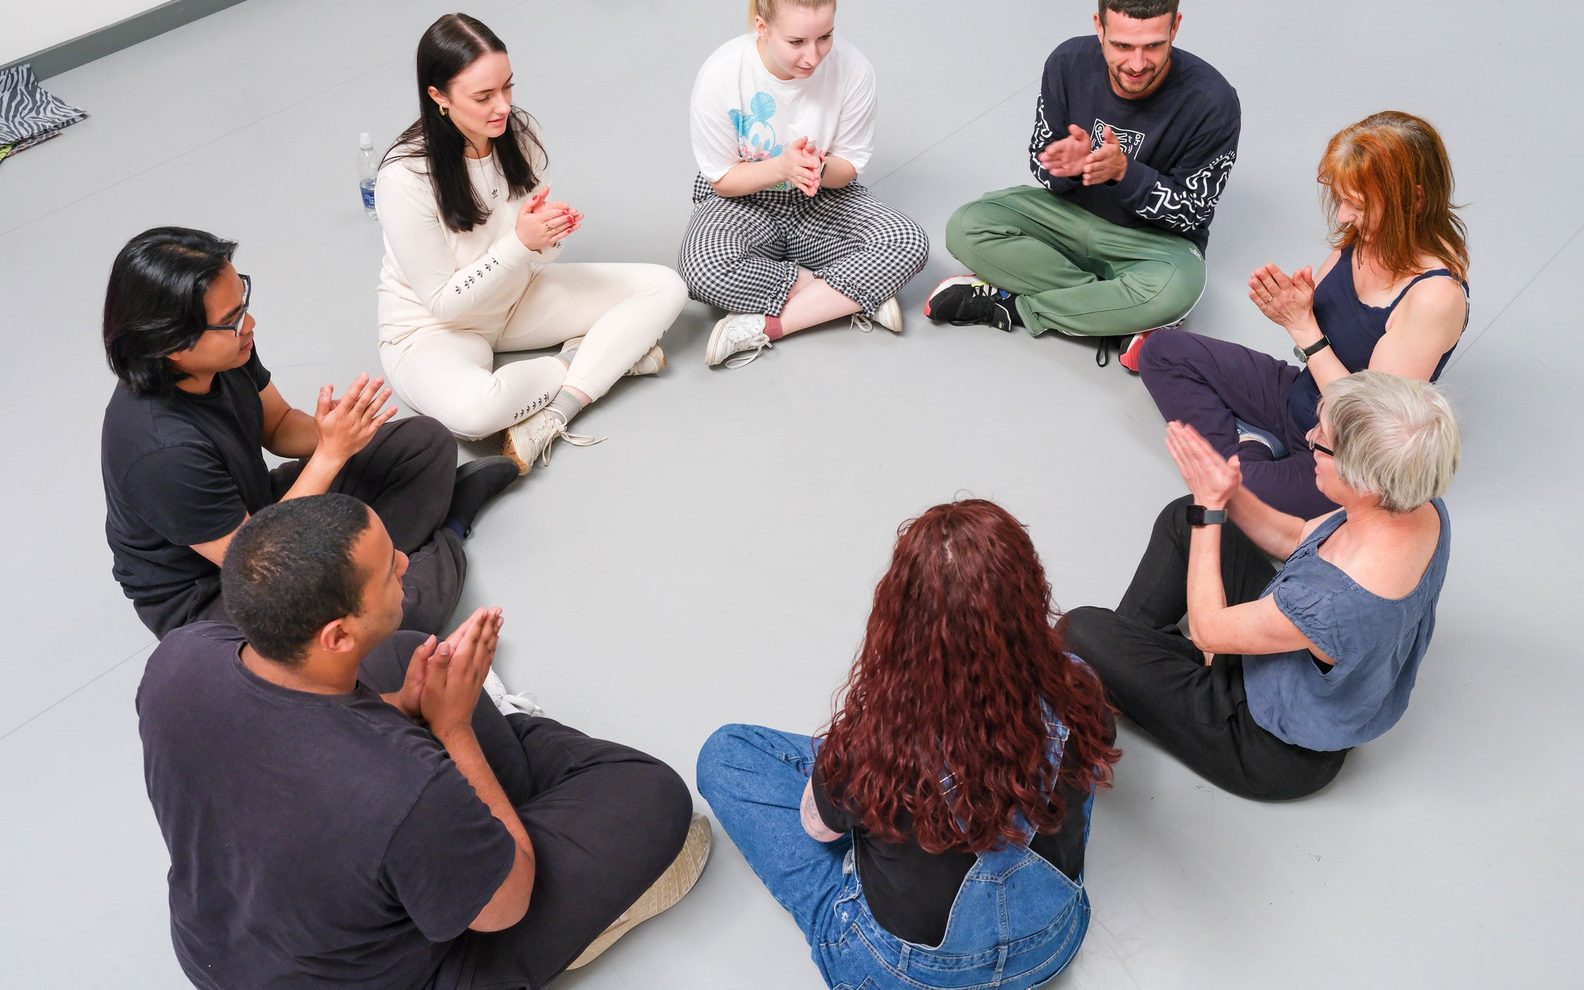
[1287,245,1468,431]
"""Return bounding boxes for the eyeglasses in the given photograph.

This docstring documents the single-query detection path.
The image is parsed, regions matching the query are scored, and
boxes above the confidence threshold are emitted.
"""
[204,273,252,336]
[1307,435,1335,458]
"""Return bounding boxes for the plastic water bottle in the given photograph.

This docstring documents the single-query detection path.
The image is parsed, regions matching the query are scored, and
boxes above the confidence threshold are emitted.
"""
[357,133,379,220]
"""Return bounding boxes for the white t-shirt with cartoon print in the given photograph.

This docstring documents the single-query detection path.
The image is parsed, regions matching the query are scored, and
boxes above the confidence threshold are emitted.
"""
[689,33,877,184]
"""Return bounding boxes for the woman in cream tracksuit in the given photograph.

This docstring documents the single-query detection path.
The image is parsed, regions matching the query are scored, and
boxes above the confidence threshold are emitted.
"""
[377,12,686,474]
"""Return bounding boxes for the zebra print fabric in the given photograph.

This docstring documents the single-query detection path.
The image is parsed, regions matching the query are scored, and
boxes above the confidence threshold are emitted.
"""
[0,64,88,159]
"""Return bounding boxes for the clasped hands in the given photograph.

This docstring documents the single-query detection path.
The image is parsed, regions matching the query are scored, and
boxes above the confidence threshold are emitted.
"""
[776,136,826,197]
[387,607,506,739]
[516,186,583,252]
[1038,124,1127,186]
[1249,263,1323,347]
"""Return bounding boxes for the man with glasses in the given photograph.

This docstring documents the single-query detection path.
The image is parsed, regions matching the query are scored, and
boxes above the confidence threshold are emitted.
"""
[100,226,519,639]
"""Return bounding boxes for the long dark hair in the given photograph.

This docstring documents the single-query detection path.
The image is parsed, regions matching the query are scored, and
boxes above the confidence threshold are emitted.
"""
[384,13,545,233]
[103,226,238,397]
[815,500,1121,855]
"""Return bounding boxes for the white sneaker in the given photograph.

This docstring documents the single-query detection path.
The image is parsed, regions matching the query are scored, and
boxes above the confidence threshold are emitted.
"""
[863,296,903,334]
[706,314,772,368]
[503,408,603,476]
[561,336,666,377]
[626,343,667,377]
[483,668,544,717]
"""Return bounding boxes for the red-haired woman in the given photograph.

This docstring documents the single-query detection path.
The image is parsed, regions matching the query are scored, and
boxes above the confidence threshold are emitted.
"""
[697,500,1120,989]
[1136,110,1469,517]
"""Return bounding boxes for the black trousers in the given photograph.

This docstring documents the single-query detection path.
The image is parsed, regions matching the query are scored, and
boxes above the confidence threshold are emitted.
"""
[1061,495,1347,801]
[361,632,693,990]
[166,416,466,637]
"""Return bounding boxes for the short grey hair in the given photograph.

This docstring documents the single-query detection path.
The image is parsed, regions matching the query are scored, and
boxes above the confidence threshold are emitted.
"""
[1323,370,1461,512]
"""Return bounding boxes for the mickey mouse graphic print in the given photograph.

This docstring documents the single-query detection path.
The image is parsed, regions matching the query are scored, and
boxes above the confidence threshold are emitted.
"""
[690,33,876,184]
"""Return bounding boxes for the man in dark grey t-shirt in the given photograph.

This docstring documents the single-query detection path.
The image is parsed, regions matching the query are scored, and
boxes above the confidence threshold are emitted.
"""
[100,227,521,638]
[138,495,709,989]
[926,0,1240,369]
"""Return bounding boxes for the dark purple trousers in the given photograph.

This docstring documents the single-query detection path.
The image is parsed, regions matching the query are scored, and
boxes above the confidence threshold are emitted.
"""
[1138,331,1338,518]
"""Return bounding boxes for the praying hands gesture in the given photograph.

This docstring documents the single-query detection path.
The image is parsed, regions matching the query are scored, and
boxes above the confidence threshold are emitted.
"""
[387,607,505,735]
[1165,421,1241,510]
[1248,263,1323,346]
[515,187,583,252]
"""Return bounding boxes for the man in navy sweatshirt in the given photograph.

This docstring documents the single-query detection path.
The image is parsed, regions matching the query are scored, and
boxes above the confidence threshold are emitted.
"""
[926,0,1240,370]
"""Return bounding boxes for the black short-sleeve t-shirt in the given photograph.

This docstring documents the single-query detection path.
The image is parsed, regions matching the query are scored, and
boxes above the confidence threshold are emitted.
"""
[101,351,275,634]
[812,712,1109,947]
[136,622,516,990]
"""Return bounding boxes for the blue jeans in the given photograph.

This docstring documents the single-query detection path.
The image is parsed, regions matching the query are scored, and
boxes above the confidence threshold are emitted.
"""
[697,724,1091,989]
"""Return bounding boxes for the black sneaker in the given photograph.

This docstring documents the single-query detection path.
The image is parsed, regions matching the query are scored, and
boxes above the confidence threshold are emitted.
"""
[923,275,1017,332]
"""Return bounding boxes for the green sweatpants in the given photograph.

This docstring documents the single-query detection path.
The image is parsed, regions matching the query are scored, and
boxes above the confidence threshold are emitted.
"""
[944,185,1206,337]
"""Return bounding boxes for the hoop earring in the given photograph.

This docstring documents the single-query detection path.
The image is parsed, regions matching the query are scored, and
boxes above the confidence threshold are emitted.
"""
[439,105,449,117]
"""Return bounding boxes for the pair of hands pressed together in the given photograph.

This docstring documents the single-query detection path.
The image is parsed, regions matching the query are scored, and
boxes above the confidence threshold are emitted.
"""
[1039,123,1128,186]
[1166,420,1241,511]
[1248,263,1324,347]
[777,135,826,197]
[388,607,506,739]
[515,187,583,252]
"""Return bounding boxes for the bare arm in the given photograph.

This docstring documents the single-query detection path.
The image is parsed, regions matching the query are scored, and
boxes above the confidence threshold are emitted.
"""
[1227,485,1320,561]
[421,610,537,932]
[1363,277,1467,380]
[800,778,844,843]
[258,382,318,458]
[818,154,857,190]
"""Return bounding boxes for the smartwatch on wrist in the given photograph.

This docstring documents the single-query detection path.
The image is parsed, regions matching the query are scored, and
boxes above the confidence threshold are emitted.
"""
[1187,504,1227,527]
[1294,335,1331,363]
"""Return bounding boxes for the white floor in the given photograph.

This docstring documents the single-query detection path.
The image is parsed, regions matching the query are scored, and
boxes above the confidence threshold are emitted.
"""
[1,1,1579,987]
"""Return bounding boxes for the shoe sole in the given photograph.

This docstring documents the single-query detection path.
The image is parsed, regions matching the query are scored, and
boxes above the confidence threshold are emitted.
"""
[501,429,533,477]
[566,814,713,970]
[704,319,732,367]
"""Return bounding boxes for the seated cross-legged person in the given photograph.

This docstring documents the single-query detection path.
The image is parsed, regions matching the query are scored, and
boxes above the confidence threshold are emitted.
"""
[1063,371,1460,800]
[698,499,1120,989]
[1138,110,1470,517]
[928,0,1239,369]
[678,0,929,368]
[100,227,517,639]
[137,495,711,990]
[377,14,688,474]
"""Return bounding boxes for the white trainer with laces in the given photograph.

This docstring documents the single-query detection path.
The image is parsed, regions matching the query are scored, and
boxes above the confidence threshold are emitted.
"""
[706,313,772,368]
[483,668,544,717]
[872,296,903,333]
[503,408,604,476]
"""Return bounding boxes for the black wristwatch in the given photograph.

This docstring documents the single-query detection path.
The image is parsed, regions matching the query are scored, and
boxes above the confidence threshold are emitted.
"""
[1187,504,1227,527]
[1294,335,1331,363]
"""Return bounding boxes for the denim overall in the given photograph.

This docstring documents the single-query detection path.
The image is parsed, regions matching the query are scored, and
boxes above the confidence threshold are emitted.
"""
[698,713,1095,990]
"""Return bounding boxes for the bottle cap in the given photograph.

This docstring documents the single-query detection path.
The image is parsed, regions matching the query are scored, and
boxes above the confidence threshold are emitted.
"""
[359,132,373,148]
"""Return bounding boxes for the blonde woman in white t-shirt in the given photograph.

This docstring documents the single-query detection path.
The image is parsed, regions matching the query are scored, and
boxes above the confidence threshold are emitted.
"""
[680,0,930,368]
[377,14,687,475]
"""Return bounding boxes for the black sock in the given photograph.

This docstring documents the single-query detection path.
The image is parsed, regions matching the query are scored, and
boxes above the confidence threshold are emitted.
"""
[443,456,519,538]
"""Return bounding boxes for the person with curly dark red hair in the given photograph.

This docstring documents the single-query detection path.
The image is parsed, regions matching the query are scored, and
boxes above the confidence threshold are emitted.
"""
[697,499,1120,990]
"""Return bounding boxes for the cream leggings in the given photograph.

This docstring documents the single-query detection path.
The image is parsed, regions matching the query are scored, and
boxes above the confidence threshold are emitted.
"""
[382,263,687,440]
